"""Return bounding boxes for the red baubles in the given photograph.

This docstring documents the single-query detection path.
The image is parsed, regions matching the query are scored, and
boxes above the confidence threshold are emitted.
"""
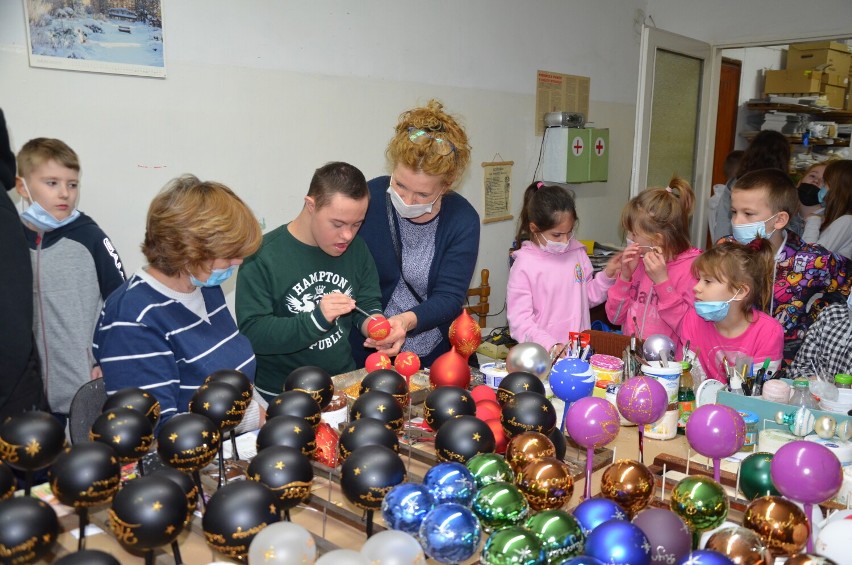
[448,309,482,359]
[394,351,421,378]
[429,348,471,389]
[313,422,339,468]
[365,351,392,372]
[367,316,392,340]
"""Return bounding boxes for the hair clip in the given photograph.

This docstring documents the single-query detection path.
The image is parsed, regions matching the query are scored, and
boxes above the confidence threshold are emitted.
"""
[665,186,673,193]
[536,181,544,190]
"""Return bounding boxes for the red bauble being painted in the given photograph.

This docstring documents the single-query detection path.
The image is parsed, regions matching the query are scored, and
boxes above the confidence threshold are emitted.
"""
[429,348,471,389]
[365,351,392,372]
[448,310,482,359]
[367,316,392,340]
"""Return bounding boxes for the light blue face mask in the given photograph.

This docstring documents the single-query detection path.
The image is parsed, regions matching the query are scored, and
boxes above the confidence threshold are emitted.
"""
[190,265,235,288]
[694,288,742,322]
[19,178,80,232]
[818,187,828,205]
[731,213,778,244]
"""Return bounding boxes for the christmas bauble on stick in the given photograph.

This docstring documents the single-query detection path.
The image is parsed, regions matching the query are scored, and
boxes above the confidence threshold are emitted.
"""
[449,309,482,359]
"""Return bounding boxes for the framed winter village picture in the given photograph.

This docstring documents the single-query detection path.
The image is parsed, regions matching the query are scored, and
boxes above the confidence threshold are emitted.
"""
[24,0,165,77]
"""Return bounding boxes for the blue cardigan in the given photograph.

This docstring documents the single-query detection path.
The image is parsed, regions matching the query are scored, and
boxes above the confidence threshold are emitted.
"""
[350,176,481,367]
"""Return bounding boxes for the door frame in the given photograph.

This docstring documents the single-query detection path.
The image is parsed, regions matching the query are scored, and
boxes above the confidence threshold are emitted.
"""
[634,27,851,249]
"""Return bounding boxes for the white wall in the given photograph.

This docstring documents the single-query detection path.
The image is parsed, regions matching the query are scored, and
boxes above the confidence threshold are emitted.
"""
[0,0,644,327]
[645,0,852,46]
[722,46,786,149]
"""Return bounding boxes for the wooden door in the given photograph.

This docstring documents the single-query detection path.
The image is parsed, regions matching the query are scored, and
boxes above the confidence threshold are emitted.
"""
[707,58,741,247]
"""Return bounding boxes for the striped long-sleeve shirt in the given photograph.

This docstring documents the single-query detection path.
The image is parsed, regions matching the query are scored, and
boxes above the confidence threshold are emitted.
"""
[93,271,256,430]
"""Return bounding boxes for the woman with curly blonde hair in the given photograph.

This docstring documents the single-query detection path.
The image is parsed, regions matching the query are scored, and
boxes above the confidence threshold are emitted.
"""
[94,175,264,432]
[351,99,480,367]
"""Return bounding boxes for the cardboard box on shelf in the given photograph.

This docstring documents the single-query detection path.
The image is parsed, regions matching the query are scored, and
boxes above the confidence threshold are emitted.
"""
[787,40,852,77]
[764,69,848,95]
[822,84,846,109]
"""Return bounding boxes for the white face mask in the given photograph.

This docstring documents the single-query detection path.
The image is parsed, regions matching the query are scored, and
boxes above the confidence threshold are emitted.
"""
[387,180,441,219]
[537,232,572,254]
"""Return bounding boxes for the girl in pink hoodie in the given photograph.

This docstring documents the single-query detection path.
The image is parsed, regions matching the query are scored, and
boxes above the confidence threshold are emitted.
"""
[606,176,701,349]
[507,182,621,357]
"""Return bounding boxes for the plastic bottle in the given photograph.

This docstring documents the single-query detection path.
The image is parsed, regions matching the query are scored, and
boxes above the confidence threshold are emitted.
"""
[788,378,820,409]
[729,374,745,395]
[677,362,695,434]
[835,374,852,389]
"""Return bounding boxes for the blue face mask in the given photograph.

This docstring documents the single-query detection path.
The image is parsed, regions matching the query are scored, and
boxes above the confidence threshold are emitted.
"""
[731,214,778,244]
[694,289,742,322]
[190,265,235,288]
[19,179,80,232]
[818,187,827,205]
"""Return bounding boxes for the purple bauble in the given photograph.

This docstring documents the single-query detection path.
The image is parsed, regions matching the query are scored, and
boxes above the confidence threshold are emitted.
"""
[549,358,595,404]
[685,404,746,459]
[770,440,843,505]
[616,376,668,426]
[565,397,620,449]
[632,507,692,564]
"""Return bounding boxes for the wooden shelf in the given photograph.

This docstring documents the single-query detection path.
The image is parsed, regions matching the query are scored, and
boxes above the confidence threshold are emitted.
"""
[741,130,850,147]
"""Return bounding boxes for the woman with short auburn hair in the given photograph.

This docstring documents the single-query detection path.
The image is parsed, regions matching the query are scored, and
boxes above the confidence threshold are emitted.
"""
[94,175,265,432]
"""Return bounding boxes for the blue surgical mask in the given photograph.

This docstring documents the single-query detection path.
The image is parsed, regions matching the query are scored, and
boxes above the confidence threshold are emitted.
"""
[694,289,742,322]
[387,179,441,219]
[19,178,80,232]
[731,214,778,244]
[818,187,827,205]
[190,265,235,288]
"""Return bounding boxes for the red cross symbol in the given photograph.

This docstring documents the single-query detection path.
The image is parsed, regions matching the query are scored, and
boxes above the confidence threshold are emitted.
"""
[572,136,584,156]
[595,137,605,156]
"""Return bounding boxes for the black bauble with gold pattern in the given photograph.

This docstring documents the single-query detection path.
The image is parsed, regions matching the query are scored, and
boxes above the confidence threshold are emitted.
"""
[340,445,406,511]
[90,407,154,464]
[424,386,475,431]
[49,442,121,509]
[151,468,198,526]
[0,461,15,501]
[108,475,186,551]
[0,410,66,472]
[202,480,279,561]
[501,391,557,437]
[54,549,121,565]
[285,366,334,410]
[206,369,253,404]
[435,415,496,464]
[349,390,404,433]
[359,369,409,409]
[102,387,161,430]
[156,413,220,472]
[0,496,58,564]
[256,415,317,457]
[338,417,399,464]
[267,390,322,430]
[497,372,546,405]
[189,380,244,433]
[248,445,314,512]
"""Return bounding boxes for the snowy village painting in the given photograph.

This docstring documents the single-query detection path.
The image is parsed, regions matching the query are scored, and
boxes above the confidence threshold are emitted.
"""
[24,0,165,77]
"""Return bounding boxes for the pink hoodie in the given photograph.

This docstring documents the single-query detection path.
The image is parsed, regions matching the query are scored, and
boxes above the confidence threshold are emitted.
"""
[605,247,702,348]
[507,239,616,351]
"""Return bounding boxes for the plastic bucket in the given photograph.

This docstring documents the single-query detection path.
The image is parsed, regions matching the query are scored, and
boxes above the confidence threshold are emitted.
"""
[590,354,623,386]
[644,408,679,440]
[641,362,682,404]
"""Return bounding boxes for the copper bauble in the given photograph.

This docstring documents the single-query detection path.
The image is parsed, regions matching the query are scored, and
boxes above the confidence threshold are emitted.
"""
[742,495,810,556]
[600,459,655,517]
[505,431,556,475]
[516,456,574,511]
[705,526,773,565]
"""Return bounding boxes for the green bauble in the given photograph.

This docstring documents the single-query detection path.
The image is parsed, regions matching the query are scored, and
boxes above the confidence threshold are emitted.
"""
[525,509,585,562]
[472,482,530,532]
[739,452,780,501]
[481,526,546,565]
[670,475,729,533]
[467,453,515,489]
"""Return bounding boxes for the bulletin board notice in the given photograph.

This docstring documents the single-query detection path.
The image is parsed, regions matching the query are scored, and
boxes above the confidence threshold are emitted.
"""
[482,161,514,224]
[535,70,590,136]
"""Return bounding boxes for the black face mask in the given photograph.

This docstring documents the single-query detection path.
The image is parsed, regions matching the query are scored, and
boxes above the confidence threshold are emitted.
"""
[798,183,821,206]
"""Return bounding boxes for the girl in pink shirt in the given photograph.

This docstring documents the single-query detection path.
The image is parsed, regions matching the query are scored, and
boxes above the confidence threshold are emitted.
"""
[681,239,783,383]
[507,182,621,358]
[606,176,701,349]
